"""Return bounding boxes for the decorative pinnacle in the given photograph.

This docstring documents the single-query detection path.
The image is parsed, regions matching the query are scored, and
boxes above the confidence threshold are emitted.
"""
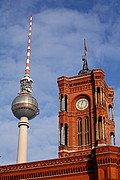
[19,15,33,95]
[78,39,91,75]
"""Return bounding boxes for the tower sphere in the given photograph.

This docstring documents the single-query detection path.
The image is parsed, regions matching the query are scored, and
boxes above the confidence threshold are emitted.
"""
[11,94,39,120]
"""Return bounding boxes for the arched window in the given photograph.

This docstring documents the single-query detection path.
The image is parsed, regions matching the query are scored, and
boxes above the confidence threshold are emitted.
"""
[110,132,115,145]
[84,116,89,145]
[78,118,82,146]
[108,104,114,120]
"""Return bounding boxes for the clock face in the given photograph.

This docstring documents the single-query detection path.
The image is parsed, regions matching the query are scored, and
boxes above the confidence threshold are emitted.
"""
[76,98,89,110]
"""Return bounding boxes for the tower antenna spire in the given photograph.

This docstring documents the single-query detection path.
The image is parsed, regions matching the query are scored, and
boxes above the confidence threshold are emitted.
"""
[25,15,32,77]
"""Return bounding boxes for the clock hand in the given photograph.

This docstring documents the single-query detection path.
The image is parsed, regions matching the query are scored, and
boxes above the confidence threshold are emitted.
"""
[81,100,83,107]
[81,99,84,106]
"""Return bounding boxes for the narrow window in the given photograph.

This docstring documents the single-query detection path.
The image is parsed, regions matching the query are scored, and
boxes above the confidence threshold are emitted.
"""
[97,87,100,104]
[65,123,68,146]
[104,169,107,178]
[60,94,67,112]
[100,88,103,104]
[65,95,67,112]
[60,123,68,146]
[108,104,113,120]
[59,94,63,111]
[78,118,82,146]
[60,123,64,145]
[84,116,89,145]
[110,132,115,145]
[61,95,65,111]
[98,116,103,139]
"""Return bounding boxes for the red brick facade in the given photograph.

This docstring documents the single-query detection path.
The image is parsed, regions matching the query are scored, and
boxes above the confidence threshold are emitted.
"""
[0,146,120,179]
[0,67,119,179]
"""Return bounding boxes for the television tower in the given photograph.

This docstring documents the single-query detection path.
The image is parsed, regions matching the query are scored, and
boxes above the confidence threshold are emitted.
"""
[11,15,39,164]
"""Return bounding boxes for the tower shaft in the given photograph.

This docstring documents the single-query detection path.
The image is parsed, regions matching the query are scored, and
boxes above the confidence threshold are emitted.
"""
[17,117,29,163]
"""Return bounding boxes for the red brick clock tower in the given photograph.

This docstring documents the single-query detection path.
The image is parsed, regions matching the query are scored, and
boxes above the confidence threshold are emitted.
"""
[57,40,115,158]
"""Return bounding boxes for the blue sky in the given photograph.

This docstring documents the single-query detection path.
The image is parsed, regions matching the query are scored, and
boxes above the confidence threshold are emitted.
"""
[0,0,120,165]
